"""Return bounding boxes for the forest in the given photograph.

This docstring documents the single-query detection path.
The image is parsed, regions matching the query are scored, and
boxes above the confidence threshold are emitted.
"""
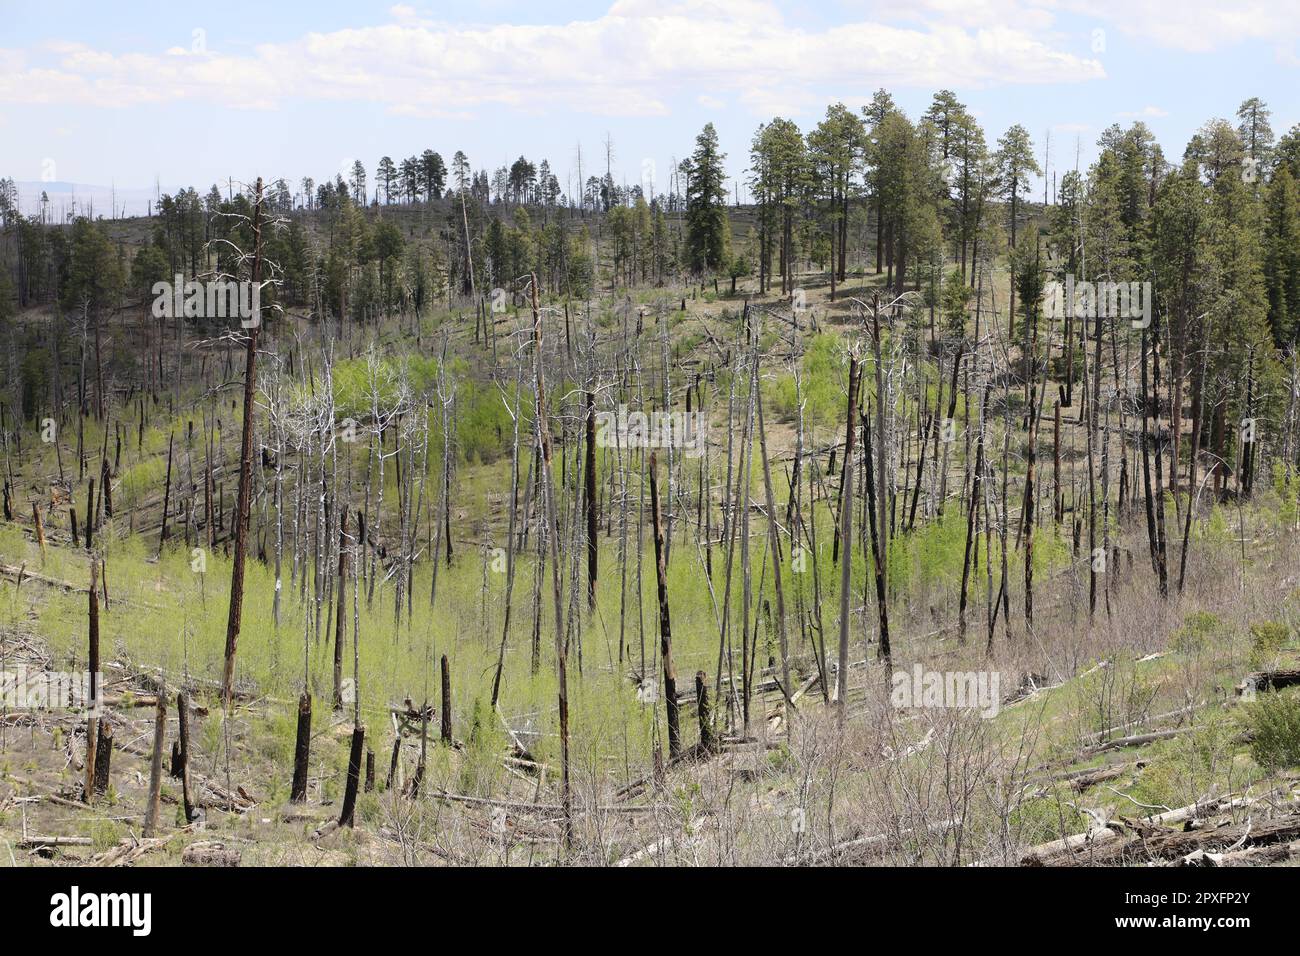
[3,86,1300,869]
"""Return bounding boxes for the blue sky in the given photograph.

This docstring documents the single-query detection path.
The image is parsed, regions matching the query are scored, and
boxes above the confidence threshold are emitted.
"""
[2,0,1297,212]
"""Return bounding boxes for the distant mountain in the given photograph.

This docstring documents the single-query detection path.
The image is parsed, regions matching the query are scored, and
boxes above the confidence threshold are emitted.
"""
[11,181,170,220]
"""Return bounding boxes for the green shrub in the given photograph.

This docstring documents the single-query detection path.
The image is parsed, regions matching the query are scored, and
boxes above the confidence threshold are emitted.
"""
[1249,621,1289,668]
[1246,691,1300,770]
[1172,610,1220,653]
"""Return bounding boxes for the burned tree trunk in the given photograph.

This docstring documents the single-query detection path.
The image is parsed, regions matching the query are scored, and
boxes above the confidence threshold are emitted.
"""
[863,411,891,671]
[91,720,112,798]
[333,509,348,711]
[530,274,572,842]
[649,451,680,759]
[440,653,453,745]
[143,690,167,836]
[836,357,859,723]
[338,725,366,828]
[958,386,989,644]
[585,389,598,610]
[695,670,715,754]
[221,178,265,707]
[291,692,312,802]
[85,559,100,802]
[177,691,195,823]
[33,502,46,563]
[755,364,792,707]
[158,431,173,551]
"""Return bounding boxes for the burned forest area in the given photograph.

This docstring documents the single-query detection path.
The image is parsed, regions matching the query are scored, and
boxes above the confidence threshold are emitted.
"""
[3,57,1300,887]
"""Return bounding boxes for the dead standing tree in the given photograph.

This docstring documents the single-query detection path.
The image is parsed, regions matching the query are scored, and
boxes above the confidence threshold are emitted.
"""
[836,353,860,723]
[221,178,265,707]
[530,273,573,843]
[648,451,680,757]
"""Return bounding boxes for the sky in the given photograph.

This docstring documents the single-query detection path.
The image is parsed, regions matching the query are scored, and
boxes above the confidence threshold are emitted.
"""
[2,0,1298,214]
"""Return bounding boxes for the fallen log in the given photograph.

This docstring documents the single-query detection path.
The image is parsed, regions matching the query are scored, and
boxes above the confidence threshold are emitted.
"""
[87,836,172,867]
[18,835,93,849]
[1089,812,1300,865]
[182,841,241,866]
[1083,725,1194,756]
[1178,838,1300,867]
[1238,670,1300,696]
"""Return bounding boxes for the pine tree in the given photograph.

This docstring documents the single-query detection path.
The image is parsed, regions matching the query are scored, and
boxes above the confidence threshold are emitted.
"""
[685,123,728,275]
[1264,165,1300,345]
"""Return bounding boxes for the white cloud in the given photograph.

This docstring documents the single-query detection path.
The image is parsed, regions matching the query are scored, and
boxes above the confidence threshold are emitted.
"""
[872,0,1300,55]
[1061,0,1296,53]
[0,1,1104,118]
[1117,105,1168,118]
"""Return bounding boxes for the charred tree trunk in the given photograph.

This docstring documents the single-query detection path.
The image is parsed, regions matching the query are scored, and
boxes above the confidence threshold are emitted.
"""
[863,412,891,671]
[338,725,365,828]
[440,653,453,745]
[585,389,598,610]
[177,691,195,823]
[91,719,112,798]
[695,670,715,754]
[221,178,265,707]
[755,368,792,706]
[649,451,680,758]
[835,358,859,723]
[530,274,572,842]
[84,560,100,802]
[291,692,312,802]
[158,431,173,551]
[333,509,348,711]
[143,690,167,836]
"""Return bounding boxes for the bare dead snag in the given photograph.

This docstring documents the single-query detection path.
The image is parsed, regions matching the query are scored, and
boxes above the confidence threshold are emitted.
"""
[221,177,265,708]
[143,690,166,836]
[411,705,427,798]
[755,363,792,707]
[333,508,348,711]
[291,692,312,802]
[158,431,173,551]
[1052,399,1062,525]
[836,357,859,724]
[530,273,572,843]
[1024,381,1039,629]
[863,411,891,670]
[695,671,715,754]
[177,691,195,824]
[386,734,402,792]
[338,725,365,828]
[91,719,112,798]
[32,502,46,563]
[101,456,113,519]
[958,385,989,644]
[649,451,680,758]
[585,389,598,610]
[1179,344,1208,593]
[1151,310,1169,595]
[85,559,100,801]
[84,477,94,551]
[440,654,452,745]
[490,376,524,708]
[870,299,889,597]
